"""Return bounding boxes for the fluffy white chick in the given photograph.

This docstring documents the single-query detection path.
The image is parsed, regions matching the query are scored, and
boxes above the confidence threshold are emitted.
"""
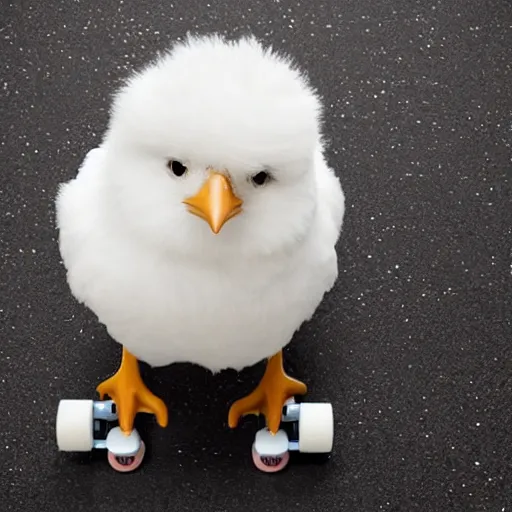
[56,34,345,435]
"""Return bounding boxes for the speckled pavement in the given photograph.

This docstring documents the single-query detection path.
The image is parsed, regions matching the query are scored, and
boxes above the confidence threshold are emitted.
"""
[1,1,511,511]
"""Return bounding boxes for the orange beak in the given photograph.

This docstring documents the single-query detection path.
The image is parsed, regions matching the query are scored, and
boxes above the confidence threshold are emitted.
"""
[183,171,243,234]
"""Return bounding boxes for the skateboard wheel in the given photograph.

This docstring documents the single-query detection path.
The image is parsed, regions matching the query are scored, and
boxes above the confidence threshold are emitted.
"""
[298,402,334,453]
[105,426,145,472]
[252,445,290,472]
[107,441,146,472]
[56,399,94,452]
[252,428,290,473]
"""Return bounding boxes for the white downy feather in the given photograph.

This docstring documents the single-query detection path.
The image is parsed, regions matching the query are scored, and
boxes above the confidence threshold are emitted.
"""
[55,34,345,372]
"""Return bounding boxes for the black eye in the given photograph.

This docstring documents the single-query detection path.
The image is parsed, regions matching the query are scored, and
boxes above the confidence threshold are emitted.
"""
[251,171,270,186]
[167,160,187,177]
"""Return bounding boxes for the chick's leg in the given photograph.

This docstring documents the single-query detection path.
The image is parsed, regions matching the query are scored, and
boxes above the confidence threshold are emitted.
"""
[96,347,168,434]
[228,351,307,434]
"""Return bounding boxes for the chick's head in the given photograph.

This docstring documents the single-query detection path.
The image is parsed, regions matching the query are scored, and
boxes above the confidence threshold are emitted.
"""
[102,35,323,259]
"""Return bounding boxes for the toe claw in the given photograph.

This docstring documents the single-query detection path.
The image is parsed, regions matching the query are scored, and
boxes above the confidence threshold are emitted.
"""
[141,394,168,428]
[228,396,259,429]
[287,379,307,397]
[227,408,240,429]
[96,379,113,401]
[266,418,281,436]
[228,388,265,428]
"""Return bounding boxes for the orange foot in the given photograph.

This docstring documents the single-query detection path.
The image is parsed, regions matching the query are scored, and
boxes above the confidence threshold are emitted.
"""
[97,347,168,434]
[228,351,307,434]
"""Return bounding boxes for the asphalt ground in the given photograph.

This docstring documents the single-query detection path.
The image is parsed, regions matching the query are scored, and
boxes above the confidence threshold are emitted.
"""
[1,0,511,511]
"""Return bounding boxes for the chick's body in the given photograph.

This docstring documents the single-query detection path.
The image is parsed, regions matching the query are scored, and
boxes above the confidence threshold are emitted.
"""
[58,146,343,372]
[56,35,345,375]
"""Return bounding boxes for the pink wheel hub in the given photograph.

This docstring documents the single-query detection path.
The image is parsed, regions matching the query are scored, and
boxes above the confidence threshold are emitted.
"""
[252,445,290,473]
[107,441,146,472]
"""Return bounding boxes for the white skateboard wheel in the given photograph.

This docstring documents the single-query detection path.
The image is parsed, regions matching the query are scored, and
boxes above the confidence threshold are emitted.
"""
[56,399,94,452]
[106,426,141,456]
[253,428,289,456]
[252,429,290,473]
[298,403,334,453]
